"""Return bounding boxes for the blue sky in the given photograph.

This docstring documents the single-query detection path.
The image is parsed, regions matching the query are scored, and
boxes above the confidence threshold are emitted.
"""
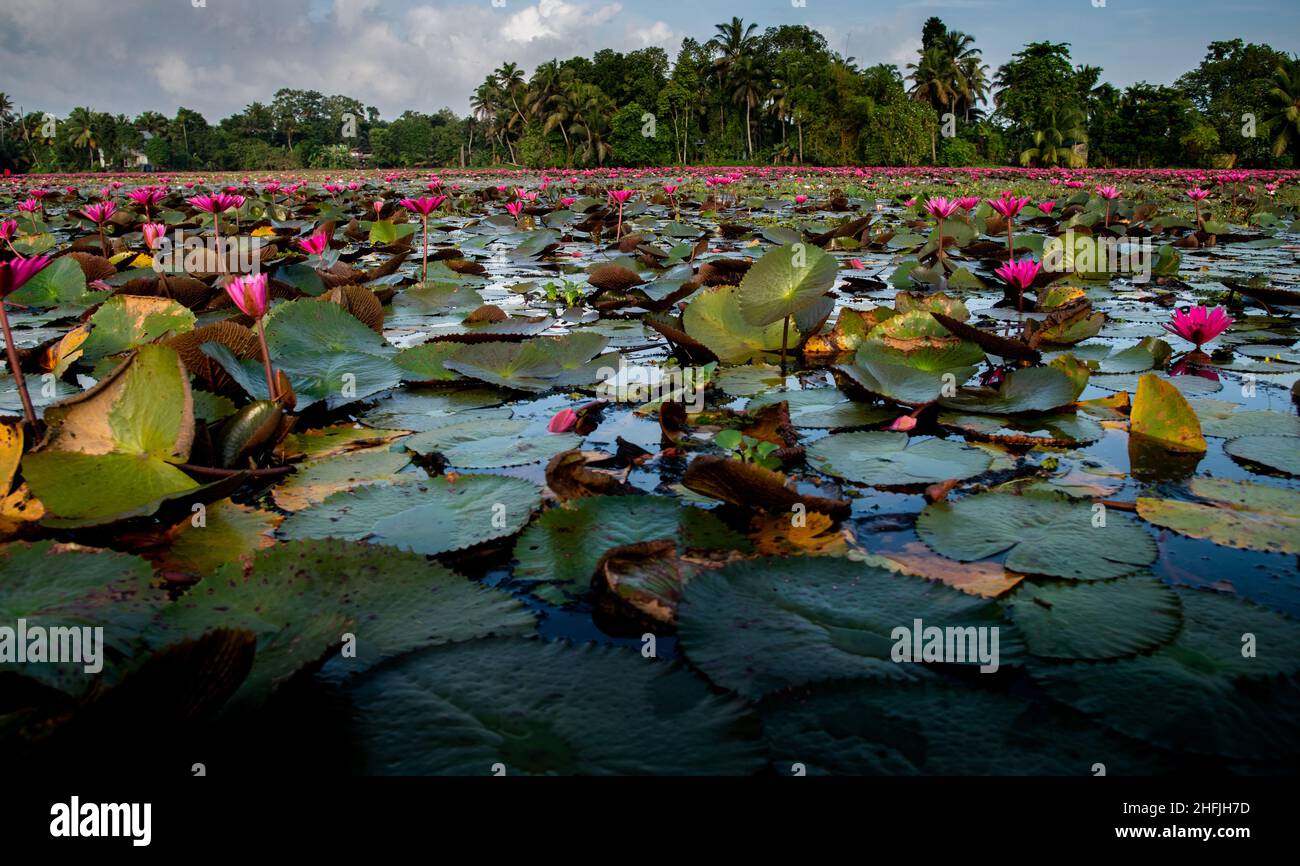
[2,0,1297,121]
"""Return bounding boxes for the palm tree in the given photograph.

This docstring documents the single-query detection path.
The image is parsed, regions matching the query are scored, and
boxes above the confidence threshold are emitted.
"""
[1019,105,1087,167]
[730,54,766,158]
[542,81,581,167]
[570,83,613,166]
[471,82,503,164]
[1264,56,1300,158]
[908,48,955,162]
[66,107,99,168]
[495,62,527,163]
[708,17,758,147]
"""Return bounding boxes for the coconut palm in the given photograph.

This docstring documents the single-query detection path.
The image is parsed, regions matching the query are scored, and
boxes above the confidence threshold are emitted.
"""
[65,107,99,168]
[1019,105,1087,167]
[730,54,767,158]
[471,81,504,164]
[542,81,581,167]
[908,47,955,162]
[1263,55,1300,158]
[708,17,758,143]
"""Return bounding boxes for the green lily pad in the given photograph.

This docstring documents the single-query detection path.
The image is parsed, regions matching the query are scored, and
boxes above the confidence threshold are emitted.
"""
[860,310,986,372]
[22,345,201,525]
[513,496,749,603]
[808,431,992,488]
[443,333,614,392]
[1005,578,1183,660]
[157,539,534,706]
[939,366,1082,415]
[917,487,1157,580]
[1137,478,1300,555]
[760,678,1175,775]
[0,541,166,696]
[279,474,541,556]
[1031,588,1300,759]
[937,412,1104,447]
[1224,435,1300,476]
[683,285,796,364]
[346,638,764,775]
[80,296,195,360]
[737,242,837,327]
[1200,410,1300,440]
[746,389,894,429]
[839,342,975,406]
[677,556,1020,698]
[204,299,401,409]
[270,450,412,512]
[394,342,465,383]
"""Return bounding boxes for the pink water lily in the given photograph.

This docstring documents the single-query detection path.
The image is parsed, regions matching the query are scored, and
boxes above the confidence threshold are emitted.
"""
[79,201,116,224]
[187,193,241,214]
[142,223,167,251]
[128,187,166,219]
[1162,305,1234,348]
[1096,186,1121,228]
[608,189,634,240]
[988,195,1031,258]
[1186,188,1210,229]
[225,271,270,318]
[0,255,52,425]
[996,257,1041,320]
[298,229,330,258]
[505,200,525,224]
[226,272,279,400]
[0,220,17,255]
[548,408,579,434]
[400,195,447,283]
[1039,201,1056,216]
[923,197,960,220]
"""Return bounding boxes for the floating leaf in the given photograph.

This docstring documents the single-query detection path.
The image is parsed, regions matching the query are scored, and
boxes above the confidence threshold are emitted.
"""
[677,556,1020,698]
[158,540,534,705]
[917,487,1157,580]
[746,389,894,429]
[737,243,837,327]
[1130,373,1206,453]
[347,638,764,775]
[1005,578,1182,660]
[1137,478,1300,555]
[1223,435,1300,476]
[279,474,541,556]
[808,431,991,488]
[683,285,796,364]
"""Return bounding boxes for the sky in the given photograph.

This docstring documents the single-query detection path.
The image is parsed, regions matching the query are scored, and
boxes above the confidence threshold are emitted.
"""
[1,0,1298,122]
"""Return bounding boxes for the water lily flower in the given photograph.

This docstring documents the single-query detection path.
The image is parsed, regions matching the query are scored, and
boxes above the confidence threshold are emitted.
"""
[1095,186,1120,227]
[955,196,980,211]
[1162,305,1234,349]
[225,270,269,318]
[1186,188,1210,229]
[505,200,525,224]
[399,196,447,283]
[548,408,579,434]
[996,256,1041,318]
[186,193,240,214]
[225,272,279,400]
[298,230,329,258]
[560,196,577,207]
[0,255,52,425]
[79,201,117,256]
[128,187,166,219]
[795,194,809,205]
[608,189,634,240]
[1039,201,1056,216]
[0,219,17,255]
[142,223,167,252]
[988,196,1030,258]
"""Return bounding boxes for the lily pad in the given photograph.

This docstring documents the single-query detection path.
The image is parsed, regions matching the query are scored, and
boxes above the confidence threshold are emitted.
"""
[808,431,992,488]
[917,487,1157,580]
[1031,588,1300,759]
[677,556,1020,698]
[158,539,534,705]
[512,495,748,603]
[939,366,1082,415]
[1130,373,1206,453]
[1137,478,1300,555]
[683,285,796,364]
[0,541,166,696]
[347,638,764,775]
[737,242,837,326]
[1223,435,1300,476]
[746,389,894,429]
[1005,578,1183,660]
[279,474,541,556]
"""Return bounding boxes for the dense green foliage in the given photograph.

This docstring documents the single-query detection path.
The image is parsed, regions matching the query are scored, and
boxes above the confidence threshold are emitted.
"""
[0,19,1295,172]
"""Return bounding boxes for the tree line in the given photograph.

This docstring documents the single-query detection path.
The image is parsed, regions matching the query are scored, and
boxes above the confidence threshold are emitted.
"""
[2,17,1297,173]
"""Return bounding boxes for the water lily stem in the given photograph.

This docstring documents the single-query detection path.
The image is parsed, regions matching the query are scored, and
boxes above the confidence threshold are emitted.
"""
[256,316,278,402]
[421,215,429,284]
[780,315,790,375]
[0,302,37,427]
